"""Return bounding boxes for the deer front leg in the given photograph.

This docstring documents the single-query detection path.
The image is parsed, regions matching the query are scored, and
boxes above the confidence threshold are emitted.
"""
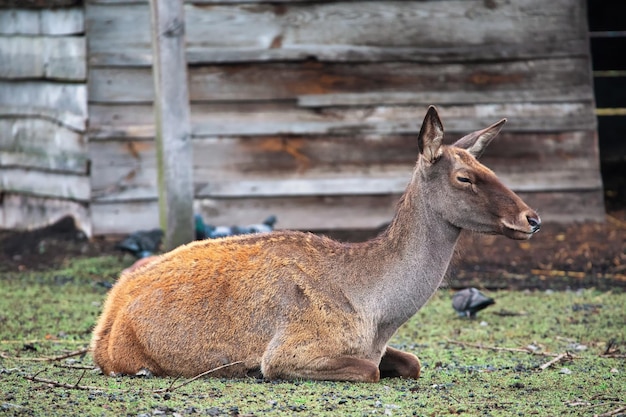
[262,353,381,382]
[379,346,421,379]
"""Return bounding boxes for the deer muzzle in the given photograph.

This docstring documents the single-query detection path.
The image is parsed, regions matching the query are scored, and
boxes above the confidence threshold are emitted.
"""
[500,209,541,240]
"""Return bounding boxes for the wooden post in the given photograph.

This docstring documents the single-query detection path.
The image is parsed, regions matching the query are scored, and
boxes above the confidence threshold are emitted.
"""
[149,0,194,250]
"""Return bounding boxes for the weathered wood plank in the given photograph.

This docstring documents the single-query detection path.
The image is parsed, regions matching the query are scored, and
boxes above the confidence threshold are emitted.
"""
[297,88,594,108]
[0,113,87,173]
[0,105,86,132]
[0,82,87,118]
[0,36,86,81]
[0,168,90,201]
[0,193,91,237]
[88,131,602,202]
[0,0,82,8]
[89,132,601,180]
[88,102,597,139]
[0,117,85,153]
[0,151,88,173]
[0,7,84,35]
[88,58,594,104]
[87,0,588,66]
[87,0,389,4]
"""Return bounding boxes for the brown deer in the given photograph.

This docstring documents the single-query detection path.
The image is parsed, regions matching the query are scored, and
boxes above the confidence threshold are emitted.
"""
[91,106,540,382]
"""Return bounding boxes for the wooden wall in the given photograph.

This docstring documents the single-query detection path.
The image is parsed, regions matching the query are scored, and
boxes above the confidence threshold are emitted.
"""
[0,6,90,234]
[1,0,604,236]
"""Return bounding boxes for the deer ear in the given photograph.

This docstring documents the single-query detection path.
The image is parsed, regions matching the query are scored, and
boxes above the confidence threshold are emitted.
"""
[453,118,506,159]
[418,106,444,164]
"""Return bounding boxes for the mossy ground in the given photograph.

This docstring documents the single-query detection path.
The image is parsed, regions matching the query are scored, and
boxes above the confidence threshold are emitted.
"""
[1,256,624,416]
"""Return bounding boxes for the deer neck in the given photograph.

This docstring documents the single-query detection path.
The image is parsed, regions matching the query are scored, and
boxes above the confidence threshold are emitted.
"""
[346,172,461,331]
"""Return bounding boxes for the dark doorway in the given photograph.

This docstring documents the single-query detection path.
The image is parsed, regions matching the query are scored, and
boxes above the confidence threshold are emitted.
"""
[587,1,626,212]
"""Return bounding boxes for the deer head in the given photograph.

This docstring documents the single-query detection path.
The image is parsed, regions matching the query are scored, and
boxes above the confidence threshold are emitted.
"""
[416,106,541,240]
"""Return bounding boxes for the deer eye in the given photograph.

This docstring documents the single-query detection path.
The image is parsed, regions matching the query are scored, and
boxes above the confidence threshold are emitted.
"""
[457,176,472,184]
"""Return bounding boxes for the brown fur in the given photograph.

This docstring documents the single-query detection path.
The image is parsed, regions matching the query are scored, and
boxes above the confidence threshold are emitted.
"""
[91,106,540,382]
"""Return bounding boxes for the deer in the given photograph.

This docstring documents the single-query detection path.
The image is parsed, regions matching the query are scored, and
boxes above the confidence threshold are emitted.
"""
[91,106,541,382]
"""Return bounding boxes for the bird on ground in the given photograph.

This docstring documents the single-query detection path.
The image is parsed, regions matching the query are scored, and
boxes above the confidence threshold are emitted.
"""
[115,229,163,259]
[195,214,277,240]
[195,214,237,240]
[232,215,277,235]
[452,287,495,318]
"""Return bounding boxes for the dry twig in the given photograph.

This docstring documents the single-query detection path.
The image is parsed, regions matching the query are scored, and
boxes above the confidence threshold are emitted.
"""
[1,348,89,362]
[446,340,567,358]
[154,361,245,393]
[538,352,572,370]
[24,373,104,392]
[594,406,626,417]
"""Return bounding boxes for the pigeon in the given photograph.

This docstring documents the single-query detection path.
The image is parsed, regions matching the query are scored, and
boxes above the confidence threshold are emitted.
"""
[232,215,277,235]
[452,287,495,318]
[115,228,164,259]
[195,214,277,240]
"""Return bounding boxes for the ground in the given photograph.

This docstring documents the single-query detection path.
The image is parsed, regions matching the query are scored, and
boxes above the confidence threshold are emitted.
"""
[1,171,624,291]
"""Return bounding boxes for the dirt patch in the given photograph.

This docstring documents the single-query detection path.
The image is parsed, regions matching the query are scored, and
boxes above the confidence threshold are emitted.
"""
[1,179,624,291]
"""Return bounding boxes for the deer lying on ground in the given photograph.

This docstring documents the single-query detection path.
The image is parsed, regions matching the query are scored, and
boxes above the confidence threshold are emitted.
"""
[91,106,540,382]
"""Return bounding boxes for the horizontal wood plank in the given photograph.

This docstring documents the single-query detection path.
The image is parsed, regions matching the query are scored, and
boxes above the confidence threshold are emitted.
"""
[0,7,84,35]
[88,58,593,104]
[89,131,602,202]
[0,193,91,237]
[297,88,594,108]
[0,110,87,176]
[0,151,88,174]
[87,0,588,66]
[1,168,90,201]
[0,105,86,132]
[0,117,86,155]
[0,0,82,7]
[88,102,597,139]
[0,36,86,81]
[0,82,87,118]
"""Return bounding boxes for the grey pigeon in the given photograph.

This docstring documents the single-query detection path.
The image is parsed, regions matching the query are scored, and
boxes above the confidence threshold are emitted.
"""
[232,215,277,235]
[195,214,277,240]
[452,288,495,318]
[115,229,163,259]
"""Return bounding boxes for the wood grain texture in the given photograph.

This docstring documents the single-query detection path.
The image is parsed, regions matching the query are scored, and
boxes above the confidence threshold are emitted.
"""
[0,105,86,132]
[0,36,86,81]
[87,0,588,66]
[1,168,90,201]
[89,131,601,203]
[88,102,597,139]
[88,58,593,104]
[0,7,84,35]
[0,114,89,172]
[0,82,87,118]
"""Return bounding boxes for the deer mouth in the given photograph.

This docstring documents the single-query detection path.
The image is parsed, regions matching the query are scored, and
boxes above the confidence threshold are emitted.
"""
[500,220,539,240]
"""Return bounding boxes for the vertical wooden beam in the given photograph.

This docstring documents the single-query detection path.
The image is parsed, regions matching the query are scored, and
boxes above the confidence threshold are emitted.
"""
[149,0,194,250]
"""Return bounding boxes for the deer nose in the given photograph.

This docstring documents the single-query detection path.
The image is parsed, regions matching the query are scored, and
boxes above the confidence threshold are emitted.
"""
[527,215,541,233]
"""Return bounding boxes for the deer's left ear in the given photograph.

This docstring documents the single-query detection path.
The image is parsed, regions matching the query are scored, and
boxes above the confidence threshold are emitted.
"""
[418,106,444,164]
[453,118,506,159]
